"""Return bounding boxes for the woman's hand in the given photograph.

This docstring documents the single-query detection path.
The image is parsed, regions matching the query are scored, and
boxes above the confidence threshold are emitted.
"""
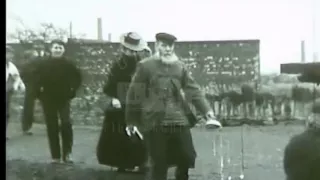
[125,125,143,140]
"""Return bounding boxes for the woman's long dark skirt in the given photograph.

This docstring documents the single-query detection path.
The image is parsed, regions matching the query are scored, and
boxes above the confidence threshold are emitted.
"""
[96,106,146,169]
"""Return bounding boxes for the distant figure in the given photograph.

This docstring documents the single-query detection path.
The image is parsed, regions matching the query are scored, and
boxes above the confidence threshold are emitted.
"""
[240,84,255,118]
[36,40,82,164]
[6,45,25,140]
[291,85,313,117]
[283,101,320,180]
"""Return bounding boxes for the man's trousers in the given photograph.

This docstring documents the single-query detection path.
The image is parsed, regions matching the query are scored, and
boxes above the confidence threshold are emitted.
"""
[41,99,73,160]
[21,86,37,132]
[144,126,197,180]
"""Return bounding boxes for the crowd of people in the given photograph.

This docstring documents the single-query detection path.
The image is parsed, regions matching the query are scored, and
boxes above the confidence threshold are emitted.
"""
[204,83,318,123]
[6,31,320,180]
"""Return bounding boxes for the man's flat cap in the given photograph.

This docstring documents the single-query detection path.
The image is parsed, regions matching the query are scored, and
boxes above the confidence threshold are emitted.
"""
[155,32,177,44]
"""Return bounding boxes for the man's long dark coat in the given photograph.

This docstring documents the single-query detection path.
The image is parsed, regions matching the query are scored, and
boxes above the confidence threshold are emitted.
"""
[125,56,211,169]
[19,57,44,131]
[96,55,146,169]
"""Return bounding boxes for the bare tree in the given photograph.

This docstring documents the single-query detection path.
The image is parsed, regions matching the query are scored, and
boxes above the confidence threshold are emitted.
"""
[8,22,86,44]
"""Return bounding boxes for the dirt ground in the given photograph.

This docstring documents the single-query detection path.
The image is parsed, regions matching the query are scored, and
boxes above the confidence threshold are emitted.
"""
[6,122,304,180]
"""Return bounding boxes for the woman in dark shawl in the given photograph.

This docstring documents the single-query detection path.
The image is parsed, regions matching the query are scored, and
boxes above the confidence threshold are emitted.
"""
[96,32,149,172]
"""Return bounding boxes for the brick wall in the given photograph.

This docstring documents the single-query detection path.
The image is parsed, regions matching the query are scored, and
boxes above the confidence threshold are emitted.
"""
[7,39,260,125]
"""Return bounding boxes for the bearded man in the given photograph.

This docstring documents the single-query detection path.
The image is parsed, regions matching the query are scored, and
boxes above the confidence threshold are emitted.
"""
[125,33,221,180]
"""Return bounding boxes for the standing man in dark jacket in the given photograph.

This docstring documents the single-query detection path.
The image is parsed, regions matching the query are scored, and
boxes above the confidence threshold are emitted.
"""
[19,42,46,135]
[125,33,221,180]
[97,32,148,172]
[37,40,82,163]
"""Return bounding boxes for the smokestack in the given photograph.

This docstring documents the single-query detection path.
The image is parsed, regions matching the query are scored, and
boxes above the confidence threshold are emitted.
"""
[108,33,112,42]
[301,40,305,63]
[69,21,73,38]
[97,18,103,40]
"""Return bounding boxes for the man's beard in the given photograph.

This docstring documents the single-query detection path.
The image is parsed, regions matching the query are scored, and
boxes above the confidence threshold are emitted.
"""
[155,52,178,64]
[51,52,64,58]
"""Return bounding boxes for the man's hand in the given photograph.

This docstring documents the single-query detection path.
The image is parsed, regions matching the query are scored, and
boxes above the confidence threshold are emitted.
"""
[205,111,222,129]
[125,125,143,140]
[205,111,215,119]
[111,98,122,108]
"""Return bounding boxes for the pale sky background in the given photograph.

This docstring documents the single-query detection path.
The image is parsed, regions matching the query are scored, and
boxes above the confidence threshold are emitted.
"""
[6,0,320,74]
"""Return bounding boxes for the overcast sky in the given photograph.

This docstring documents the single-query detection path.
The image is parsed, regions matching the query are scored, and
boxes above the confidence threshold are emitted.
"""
[6,0,320,74]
